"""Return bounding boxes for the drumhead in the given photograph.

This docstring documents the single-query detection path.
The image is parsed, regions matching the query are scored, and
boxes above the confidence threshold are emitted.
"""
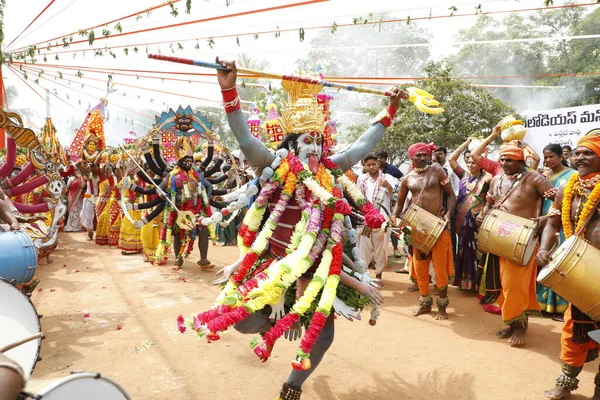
[0,278,42,379]
[23,372,131,400]
[537,236,578,282]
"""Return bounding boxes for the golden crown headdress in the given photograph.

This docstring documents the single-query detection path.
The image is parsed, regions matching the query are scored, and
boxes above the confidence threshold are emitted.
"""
[279,80,328,137]
[175,136,194,160]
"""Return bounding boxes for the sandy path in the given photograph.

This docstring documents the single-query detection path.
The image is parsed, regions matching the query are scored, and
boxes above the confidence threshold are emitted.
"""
[25,232,598,399]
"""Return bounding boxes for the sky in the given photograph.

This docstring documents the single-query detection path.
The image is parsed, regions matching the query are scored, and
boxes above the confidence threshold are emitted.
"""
[1,0,596,145]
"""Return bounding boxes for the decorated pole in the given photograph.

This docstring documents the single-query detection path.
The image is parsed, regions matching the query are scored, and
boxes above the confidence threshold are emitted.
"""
[147,54,444,114]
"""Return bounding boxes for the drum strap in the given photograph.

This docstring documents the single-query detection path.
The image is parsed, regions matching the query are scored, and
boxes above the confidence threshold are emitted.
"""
[497,172,531,208]
[574,196,600,237]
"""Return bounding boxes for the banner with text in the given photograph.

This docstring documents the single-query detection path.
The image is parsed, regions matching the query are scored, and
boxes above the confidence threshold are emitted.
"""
[523,104,600,156]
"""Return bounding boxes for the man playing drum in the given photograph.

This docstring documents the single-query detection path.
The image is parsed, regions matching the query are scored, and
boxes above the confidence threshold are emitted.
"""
[394,143,456,320]
[537,131,600,400]
[477,141,555,346]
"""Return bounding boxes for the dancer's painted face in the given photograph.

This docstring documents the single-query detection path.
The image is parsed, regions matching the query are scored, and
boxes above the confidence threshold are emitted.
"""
[295,132,322,167]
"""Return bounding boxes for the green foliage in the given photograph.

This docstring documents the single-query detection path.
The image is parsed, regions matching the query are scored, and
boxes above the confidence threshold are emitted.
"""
[88,30,95,45]
[346,62,515,163]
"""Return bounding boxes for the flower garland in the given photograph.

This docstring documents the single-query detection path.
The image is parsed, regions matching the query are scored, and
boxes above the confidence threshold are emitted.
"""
[237,158,289,252]
[562,173,600,238]
[251,205,338,362]
[178,153,385,362]
[337,170,386,229]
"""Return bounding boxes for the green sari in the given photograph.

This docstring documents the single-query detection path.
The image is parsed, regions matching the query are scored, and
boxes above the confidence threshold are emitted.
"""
[536,167,576,314]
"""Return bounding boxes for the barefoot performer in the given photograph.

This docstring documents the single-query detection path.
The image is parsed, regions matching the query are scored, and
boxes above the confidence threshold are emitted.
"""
[537,130,600,400]
[174,56,431,400]
[393,143,456,320]
[477,141,555,346]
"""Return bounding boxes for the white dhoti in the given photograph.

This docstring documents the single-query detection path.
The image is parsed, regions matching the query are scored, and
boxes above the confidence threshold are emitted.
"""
[358,228,391,275]
[80,197,96,232]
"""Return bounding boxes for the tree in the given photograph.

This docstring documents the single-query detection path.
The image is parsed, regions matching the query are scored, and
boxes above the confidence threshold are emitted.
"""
[544,7,600,106]
[345,62,515,164]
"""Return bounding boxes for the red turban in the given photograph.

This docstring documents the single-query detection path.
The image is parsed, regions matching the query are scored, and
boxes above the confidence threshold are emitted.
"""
[577,129,600,158]
[408,143,437,158]
[499,141,525,161]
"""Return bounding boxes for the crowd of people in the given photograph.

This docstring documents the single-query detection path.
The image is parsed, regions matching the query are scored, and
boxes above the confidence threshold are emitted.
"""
[1,57,599,400]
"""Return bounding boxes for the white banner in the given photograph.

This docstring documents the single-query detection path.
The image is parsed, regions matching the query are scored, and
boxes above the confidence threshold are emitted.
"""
[523,104,600,156]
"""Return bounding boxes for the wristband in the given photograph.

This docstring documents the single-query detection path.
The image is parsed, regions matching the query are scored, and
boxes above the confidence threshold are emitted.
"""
[221,87,241,113]
[370,105,398,127]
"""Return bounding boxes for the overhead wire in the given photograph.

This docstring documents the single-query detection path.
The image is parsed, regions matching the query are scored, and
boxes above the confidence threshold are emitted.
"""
[17,2,600,59]
[7,0,81,51]
[4,0,57,50]
[10,0,328,54]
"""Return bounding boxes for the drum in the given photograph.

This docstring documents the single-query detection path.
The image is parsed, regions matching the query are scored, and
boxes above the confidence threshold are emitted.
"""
[0,230,37,284]
[537,235,600,321]
[20,372,131,399]
[0,278,42,378]
[477,209,538,266]
[400,204,446,254]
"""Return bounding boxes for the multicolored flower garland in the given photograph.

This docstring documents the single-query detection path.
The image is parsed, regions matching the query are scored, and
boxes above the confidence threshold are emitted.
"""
[178,153,386,369]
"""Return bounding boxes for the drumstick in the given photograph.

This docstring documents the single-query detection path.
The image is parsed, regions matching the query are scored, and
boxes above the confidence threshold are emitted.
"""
[0,333,44,353]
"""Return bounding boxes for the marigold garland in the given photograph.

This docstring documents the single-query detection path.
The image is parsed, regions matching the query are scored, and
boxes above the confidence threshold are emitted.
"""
[562,173,600,238]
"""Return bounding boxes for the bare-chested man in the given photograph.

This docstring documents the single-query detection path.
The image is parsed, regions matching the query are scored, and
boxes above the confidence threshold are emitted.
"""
[537,130,600,400]
[394,143,456,320]
[477,141,555,346]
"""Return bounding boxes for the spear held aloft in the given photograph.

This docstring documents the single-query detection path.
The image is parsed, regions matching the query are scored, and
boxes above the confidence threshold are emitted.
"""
[147,54,444,114]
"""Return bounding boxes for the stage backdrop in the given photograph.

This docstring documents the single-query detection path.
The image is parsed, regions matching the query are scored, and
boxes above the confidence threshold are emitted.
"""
[523,104,600,156]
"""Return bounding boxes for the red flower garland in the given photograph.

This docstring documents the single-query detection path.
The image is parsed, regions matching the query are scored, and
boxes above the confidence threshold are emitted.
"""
[206,306,251,336]
[231,251,260,284]
[361,202,386,229]
[299,312,327,355]
[258,313,301,358]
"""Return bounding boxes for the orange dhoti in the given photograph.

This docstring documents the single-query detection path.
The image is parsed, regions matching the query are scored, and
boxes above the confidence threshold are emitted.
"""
[498,250,540,326]
[560,305,599,369]
[412,230,454,296]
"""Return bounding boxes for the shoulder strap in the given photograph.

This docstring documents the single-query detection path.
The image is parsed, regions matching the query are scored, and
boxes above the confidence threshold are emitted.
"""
[414,167,433,206]
[497,172,531,207]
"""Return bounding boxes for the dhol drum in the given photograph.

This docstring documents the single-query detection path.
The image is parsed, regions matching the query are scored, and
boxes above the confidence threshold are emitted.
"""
[19,372,131,399]
[0,278,42,378]
[477,209,538,266]
[400,204,446,254]
[537,235,600,321]
[0,230,37,284]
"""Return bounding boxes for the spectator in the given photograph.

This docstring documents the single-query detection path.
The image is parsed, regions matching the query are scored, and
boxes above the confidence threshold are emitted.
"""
[376,150,404,180]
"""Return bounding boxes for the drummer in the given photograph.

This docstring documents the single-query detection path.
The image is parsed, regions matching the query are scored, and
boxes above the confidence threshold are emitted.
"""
[394,142,455,320]
[537,130,600,400]
[0,353,25,400]
[476,141,555,346]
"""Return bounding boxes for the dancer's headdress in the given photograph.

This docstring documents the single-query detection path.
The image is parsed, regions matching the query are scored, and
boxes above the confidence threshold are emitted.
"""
[279,80,328,137]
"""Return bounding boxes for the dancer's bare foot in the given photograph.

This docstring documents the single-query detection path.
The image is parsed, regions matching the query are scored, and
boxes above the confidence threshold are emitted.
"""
[407,283,419,292]
[46,256,52,264]
[544,386,571,399]
[87,231,94,240]
[436,308,448,320]
[496,326,514,339]
[412,304,432,317]
[508,326,527,346]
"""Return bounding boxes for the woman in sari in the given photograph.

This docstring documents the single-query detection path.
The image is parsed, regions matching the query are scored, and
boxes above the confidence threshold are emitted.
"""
[448,138,492,292]
[536,143,575,321]
[64,170,86,232]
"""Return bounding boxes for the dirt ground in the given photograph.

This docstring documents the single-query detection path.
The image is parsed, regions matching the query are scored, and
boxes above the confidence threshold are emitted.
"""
[26,232,599,400]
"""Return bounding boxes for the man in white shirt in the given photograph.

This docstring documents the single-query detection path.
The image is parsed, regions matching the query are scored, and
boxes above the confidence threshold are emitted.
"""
[357,153,398,281]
